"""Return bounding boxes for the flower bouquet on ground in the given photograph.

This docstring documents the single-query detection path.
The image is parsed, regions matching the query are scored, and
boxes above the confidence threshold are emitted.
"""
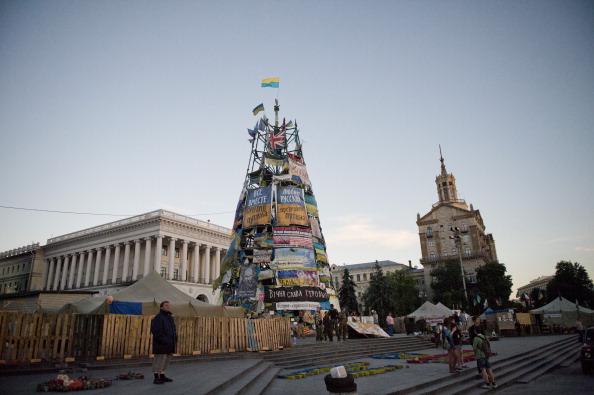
[36,375,112,392]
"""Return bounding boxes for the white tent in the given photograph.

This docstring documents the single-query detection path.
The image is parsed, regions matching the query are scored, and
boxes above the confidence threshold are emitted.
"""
[435,302,453,316]
[530,297,594,327]
[407,301,449,325]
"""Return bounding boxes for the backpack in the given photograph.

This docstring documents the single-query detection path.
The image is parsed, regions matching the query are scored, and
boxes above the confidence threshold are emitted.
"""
[480,335,492,357]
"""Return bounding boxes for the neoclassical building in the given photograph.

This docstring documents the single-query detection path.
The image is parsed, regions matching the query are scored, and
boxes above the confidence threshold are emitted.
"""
[416,151,498,301]
[1,210,231,304]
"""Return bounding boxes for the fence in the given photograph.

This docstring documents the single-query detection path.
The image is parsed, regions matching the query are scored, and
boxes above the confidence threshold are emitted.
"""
[0,312,291,364]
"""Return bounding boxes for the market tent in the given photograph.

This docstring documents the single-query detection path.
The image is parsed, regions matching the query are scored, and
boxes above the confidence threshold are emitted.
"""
[407,301,449,325]
[434,302,453,316]
[530,297,594,327]
[47,271,244,318]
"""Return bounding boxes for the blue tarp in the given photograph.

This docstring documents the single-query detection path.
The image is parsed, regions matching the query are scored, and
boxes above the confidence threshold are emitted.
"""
[109,301,142,315]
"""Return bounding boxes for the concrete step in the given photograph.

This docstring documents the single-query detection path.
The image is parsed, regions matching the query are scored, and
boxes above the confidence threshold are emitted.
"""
[241,364,282,395]
[203,359,264,395]
[215,360,278,395]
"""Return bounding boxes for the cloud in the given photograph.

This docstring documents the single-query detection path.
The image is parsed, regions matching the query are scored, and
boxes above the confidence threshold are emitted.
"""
[323,215,418,249]
[575,246,594,253]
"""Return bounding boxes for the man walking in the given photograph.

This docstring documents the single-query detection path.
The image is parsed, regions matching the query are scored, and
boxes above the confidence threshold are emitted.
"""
[151,301,177,384]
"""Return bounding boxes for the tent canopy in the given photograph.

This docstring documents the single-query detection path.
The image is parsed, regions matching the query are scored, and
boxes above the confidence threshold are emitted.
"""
[407,301,450,320]
[530,297,594,327]
[47,271,245,318]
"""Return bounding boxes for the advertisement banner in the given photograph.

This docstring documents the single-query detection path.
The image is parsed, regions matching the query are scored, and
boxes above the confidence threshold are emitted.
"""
[272,248,316,269]
[244,186,272,228]
[289,157,312,187]
[276,186,308,226]
[237,264,258,298]
[277,269,318,286]
[276,301,320,311]
[265,286,329,303]
[273,227,313,248]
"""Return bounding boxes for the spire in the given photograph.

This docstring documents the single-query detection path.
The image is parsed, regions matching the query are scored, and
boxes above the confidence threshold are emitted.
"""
[439,144,447,176]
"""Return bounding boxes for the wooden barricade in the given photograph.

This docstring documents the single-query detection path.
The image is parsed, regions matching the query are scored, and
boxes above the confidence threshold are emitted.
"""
[0,312,292,364]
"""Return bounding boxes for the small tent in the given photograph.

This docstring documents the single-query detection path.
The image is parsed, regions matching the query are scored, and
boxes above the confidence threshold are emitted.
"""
[48,271,245,318]
[434,302,453,316]
[530,297,594,327]
[407,301,449,325]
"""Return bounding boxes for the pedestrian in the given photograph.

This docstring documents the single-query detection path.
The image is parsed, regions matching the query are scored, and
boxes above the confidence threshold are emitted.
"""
[451,319,466,370]
[372,310,379,325]
[460,310,468,330]
[328,304,339,340]
[314,307,324,341]
[338,307,348,341]
[442,317,456,374]
[386,312,394,336]
[323,311,333,341]
[151,301,177,385]
[576,317,585,343]
[297,311,305,339]
[473,326,497,389]
[468,315,484,379]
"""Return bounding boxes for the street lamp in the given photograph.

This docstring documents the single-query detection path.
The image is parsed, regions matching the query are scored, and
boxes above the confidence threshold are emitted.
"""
[449,226,468,302]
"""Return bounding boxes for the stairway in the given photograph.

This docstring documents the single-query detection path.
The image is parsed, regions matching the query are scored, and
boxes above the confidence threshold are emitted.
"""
[391,335,581,395]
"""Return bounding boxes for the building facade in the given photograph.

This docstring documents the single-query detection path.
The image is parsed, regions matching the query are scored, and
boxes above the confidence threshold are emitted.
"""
[0,243,43,294]
[416,151,498,301]
[517,275,553,299]
[0,210,231,304]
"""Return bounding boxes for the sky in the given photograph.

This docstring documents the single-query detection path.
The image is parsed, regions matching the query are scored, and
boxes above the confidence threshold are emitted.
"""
[1,1,593,294]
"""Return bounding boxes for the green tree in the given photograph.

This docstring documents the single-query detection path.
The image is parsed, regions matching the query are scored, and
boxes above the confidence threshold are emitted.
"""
[430,260,470,310]
[546,261,594,307]
[475,262,513,310]
[386,270,421,316]
[362,262,396,326]
[338,268,359,314]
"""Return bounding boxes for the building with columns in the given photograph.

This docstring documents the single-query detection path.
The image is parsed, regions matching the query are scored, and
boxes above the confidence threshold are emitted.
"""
[416,151,498,302]
[1,210,231,304]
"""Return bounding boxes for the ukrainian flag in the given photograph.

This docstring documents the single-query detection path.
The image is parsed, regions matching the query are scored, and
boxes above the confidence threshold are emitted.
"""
[261,77,279,88]
[252,103,264,115]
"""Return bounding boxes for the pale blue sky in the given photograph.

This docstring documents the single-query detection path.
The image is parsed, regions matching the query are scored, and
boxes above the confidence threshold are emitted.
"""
[1,1,593,292]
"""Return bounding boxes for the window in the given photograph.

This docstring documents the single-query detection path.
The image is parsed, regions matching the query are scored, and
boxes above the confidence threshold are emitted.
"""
[356,274,361,281]
[363,273,367,281]
[430,252,436,260]
[334,277,339,286]
[426,227,433,237]
[451,238,456,245]
[452,249,457,256]
[160,267,167,277]
[463,235,469,243]
[440,225,444,232]
[468,274,477,283]
[441,238,446,245]
[173,269,179,280]
[428,240,435,247]
[465,247,471,257]
[162,246,168,256]
[357,291,361,297]
[461,221,468,232]
[175,248,180,258]
[444,250,449,256]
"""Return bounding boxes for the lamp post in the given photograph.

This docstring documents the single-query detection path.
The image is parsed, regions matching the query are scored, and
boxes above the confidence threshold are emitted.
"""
[449,226,468,302]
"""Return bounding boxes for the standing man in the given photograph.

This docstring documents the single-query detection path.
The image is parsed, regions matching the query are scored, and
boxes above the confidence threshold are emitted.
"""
[151,301,177,384]
[328,304,339,341]
[468,315,483,379]
[323,311,332,341]
[386,312,394,336]
[576,317,585,343]
[372,310,379,326]
[338,307,348,341]
[460,310,468,331]
[314,307,324,341]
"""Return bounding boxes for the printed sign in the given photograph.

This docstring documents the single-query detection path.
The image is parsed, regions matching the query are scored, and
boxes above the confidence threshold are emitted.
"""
[273,226,313,248]
[277,269,318,286]
[289,158,312,186]
[244,186,272,228]
[272,248,316,269]
[237,264,258,298]
[276,302,321,311]
[253,249,272,263]
[276,186,308,226]
[265,286,329,303]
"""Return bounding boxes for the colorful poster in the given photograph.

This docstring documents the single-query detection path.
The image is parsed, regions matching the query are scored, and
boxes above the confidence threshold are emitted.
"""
[309,217,322,239]
[289,158,312,186]
[276,185,308,226]
[265,286,329,302]
[273,226,313,248]
[272,248,316,269]
[243,186,272,228]
[277,269,318,286]
[253,249,272,263]
[237,264,258,298]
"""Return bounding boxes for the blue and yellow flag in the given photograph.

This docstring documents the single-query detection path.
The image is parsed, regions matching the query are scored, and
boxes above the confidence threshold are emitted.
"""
[252,103,264,115]
[261,77,279,88]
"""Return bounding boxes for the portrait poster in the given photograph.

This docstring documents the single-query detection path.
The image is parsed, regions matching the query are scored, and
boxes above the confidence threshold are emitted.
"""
[243,186,272,228]
[276,185,308,226]
[237,264,258,298]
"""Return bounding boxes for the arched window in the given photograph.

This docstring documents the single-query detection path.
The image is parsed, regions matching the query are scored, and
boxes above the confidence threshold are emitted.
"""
[427,227,433,237]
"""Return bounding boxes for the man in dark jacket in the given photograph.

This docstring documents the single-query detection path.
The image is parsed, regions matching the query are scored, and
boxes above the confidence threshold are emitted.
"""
[151,301,177,384]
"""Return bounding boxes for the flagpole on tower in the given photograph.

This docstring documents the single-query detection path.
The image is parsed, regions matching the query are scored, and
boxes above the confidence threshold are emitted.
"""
[274,99,279,127]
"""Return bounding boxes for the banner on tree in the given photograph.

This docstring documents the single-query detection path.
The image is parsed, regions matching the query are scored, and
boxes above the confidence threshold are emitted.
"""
[272,248,316,269]
[273,227,313,248]
[276,185,308,226]
[277,269,318,286]
[289,157,312,186]
[265,286,329,303]
[244,186,272,228]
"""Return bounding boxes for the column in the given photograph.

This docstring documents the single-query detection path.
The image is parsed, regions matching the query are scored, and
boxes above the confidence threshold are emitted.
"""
[143,237,152,277]
[40,259,50,291]
[46,258,55,290]
[60,255,70,290]
[112,244,121,284]
[53,257,62,291]
[204,245,211,284]
[154,235,163,273]
[102,246,111,285]
[93,248,103,286]
[84,250,94,287]
[67,253,78,289]
[167,238,176,280]
[132,239,141,281]
[75,252,85,288]
[122,242,131,281]
[192,244,200,283]
[181,240,188,282]
[215,248,221,280]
